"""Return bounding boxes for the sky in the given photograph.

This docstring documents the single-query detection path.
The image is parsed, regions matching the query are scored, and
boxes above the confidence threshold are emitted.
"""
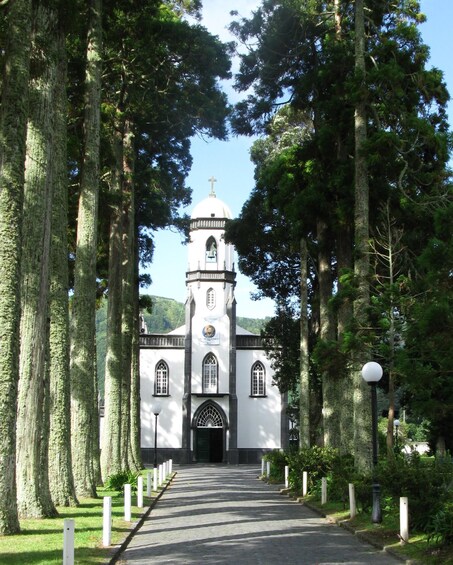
[144,0,453,319]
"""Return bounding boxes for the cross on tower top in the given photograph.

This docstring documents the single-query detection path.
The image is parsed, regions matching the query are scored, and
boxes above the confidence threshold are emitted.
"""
[208,176,217,196]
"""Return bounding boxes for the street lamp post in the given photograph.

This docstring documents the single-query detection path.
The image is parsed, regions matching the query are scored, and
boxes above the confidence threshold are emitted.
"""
[152,401,162,471]
[361,361,383,524]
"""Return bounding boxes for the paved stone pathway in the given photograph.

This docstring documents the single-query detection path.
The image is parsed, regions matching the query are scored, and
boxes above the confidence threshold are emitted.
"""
[119,464,400,564]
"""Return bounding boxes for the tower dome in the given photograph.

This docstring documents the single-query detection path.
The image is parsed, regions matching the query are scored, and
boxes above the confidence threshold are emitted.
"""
[191,188,232,220]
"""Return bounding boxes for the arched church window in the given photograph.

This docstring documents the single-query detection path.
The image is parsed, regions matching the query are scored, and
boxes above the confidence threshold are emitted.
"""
[251,361,266,396]
[206,236,217,263]
[203,353,218,394]
[206,287,216,310]
[155,361,169,396]
[197,404,223,428]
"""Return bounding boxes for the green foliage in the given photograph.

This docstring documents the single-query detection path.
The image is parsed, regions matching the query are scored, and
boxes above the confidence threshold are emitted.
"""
[377,453,453,530]
[271,446,453,549]
[142,296,186,333]
[104,470,140,492]
[237,316,270,335]
[427,501,453,546]
[312,338,347,376]
[406,419,430,442]
[263,449,288,482]
[399,204,453,452]
[287,446,340,494]
[227,2,453,453]
[262,308,300,394]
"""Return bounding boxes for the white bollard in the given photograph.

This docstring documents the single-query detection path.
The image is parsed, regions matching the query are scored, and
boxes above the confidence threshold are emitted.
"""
[266,461,271,477]
[137,476,144,508]
[124,484,132,522]
[321,477,327,505]
[261,458,265,475]
[63,518,75,565]
[348,483,356,519]
[400,497,409,543]
[169,459,173,474]
[147,471,152,497]
[285,466,289,489]
[103,497,112,547]
[302,471,308,497]
[159,464,163,486]
[153,467,158,492]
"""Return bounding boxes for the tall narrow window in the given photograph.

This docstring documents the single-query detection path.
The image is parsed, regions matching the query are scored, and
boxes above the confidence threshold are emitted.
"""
[251,362,266,396]
[155,361,169,396]
[206,236,217,263]
[203,353,218,394]
[206,287,215,310]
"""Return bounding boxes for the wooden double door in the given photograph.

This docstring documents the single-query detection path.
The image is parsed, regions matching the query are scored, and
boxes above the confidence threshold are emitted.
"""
[195,428,223,463]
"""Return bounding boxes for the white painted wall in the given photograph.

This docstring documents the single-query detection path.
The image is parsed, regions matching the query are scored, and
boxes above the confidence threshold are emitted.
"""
[236,350,281,449]
[140,348,184,449]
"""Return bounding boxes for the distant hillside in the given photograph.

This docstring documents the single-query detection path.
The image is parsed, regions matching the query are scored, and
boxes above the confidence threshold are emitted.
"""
[142,296,185,333]
[96,296,271,393]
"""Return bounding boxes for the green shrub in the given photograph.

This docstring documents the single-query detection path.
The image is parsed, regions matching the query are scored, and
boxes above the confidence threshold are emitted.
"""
[352,473,373,513]
[378,453,453,530]
[427,501,453,545]
[287,446,339,494]
[328,453,356,504]
[263,450,288,482]
[104,470,140,492]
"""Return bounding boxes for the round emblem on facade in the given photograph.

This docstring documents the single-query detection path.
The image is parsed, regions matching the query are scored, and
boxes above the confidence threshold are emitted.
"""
[202,324,216,338]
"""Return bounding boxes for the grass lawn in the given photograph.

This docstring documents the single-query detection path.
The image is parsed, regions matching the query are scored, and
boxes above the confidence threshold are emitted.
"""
[304,495,453,565]
[0,472,171,565]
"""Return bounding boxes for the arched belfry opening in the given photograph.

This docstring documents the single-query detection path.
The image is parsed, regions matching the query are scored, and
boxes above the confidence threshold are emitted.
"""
[192,401,227,463]
[205,236,217,263]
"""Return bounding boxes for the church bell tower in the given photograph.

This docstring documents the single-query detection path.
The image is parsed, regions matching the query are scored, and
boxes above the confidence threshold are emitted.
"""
[182,179,238,463]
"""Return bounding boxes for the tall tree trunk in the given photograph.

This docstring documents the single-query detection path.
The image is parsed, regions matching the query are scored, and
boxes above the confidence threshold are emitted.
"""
[16,3,57,518]
[128,273,143,471]
[48,24,78,507]
[128,214,143,470]
[353,0,372,472]
[101,122,124,479]
[385,213,397,458]
[91,350,102,486]
[331,0,354,455]
[70,0,102,498]
[120,122,135,471]
[336,225,354,455]
[0,0,31,535]
[40,356,58,517]
[318,221,340,448]
[299,238,310,448]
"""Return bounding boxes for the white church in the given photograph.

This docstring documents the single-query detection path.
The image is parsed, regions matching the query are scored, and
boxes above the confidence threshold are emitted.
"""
[139,187,289,464]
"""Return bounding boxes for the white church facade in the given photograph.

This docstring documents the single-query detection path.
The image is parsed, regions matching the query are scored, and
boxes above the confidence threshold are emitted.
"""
[139,188,288,464]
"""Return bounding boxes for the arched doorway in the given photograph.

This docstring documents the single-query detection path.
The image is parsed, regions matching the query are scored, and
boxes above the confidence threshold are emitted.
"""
[193,402,226,463]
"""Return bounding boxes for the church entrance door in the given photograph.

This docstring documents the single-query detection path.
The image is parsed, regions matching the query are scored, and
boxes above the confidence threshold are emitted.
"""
[194,402,225,463]
[195,428,223,463]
